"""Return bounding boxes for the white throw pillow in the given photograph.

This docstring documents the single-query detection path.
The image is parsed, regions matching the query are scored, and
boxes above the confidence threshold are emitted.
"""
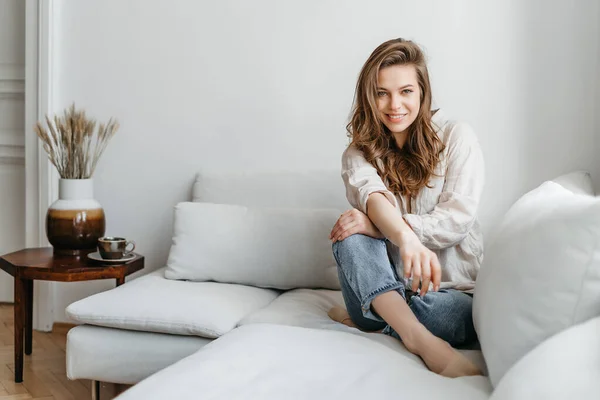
[165,202,341,290]
[66,268,279,338]
[550,170,594,195]
[473,178,600,387]
[489,316,600,399]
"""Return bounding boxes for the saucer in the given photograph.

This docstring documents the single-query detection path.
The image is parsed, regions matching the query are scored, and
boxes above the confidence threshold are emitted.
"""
[87,251,136,263]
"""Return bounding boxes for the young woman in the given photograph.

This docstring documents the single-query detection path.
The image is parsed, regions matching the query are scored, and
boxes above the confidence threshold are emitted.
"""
[328,38,485,378]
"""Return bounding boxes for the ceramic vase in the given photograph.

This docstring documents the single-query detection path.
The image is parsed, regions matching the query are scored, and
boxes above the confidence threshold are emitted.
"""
[46,179,106,255]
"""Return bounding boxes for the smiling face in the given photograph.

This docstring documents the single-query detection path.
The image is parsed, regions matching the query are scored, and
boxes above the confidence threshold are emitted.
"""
[376,64,421,147]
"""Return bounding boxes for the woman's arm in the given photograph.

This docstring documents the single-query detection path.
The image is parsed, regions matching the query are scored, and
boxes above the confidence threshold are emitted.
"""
[403,122,485,250]
[337,144,442,295]
[367,193,441,295]
[365,192,411,245]
[329,208,384,241]
[341,145,398,213]
[329,146,392,242]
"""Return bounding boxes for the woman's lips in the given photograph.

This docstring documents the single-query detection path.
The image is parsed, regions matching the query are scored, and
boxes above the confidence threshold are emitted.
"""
[386,113,407,123]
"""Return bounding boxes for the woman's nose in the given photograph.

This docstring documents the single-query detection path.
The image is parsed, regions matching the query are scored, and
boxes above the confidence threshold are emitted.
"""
[389,94,402,110]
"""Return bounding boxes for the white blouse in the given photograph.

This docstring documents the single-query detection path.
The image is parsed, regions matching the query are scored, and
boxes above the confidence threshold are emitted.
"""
[341,109,485,293]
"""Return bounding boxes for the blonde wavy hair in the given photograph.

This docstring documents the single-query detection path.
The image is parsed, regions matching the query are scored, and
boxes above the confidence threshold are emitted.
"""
[347,38,445,197]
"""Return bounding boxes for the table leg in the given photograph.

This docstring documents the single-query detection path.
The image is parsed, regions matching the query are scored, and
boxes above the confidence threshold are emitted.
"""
[116,276,125,286]
[91,380,100,400]
[24,279,33,355]
[13,277,24,383]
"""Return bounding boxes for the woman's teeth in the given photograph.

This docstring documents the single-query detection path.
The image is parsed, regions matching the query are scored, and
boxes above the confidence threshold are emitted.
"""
[388,114,406,121]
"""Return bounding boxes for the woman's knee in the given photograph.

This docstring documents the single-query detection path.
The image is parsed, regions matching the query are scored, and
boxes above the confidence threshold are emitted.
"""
[332,234,386,266]
[332,233,372,252]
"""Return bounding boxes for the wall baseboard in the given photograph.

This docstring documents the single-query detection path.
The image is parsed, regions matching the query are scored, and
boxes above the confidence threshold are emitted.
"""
[52,322,78,334]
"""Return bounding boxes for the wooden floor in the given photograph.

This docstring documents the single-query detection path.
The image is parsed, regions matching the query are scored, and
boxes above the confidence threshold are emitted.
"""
[0,303,126,400]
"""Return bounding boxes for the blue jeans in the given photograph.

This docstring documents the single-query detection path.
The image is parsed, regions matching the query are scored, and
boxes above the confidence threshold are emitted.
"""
[332,234,477,347]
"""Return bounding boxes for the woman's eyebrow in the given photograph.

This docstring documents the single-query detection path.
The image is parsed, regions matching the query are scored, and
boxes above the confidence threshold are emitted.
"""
[377,84,415,90]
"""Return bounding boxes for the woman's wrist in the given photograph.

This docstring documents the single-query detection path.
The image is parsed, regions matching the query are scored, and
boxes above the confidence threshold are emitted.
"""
[391,228,417,247]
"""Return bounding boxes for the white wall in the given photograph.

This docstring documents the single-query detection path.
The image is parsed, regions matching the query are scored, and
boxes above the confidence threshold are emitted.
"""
[596,3,600,192]
[0,0,26,302]
[48,0,600,323]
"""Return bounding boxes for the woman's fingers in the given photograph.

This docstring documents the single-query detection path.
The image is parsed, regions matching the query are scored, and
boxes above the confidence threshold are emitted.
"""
[331,220,359,242]
[410,258,421,292]
[420,257,431,297]
[403,256,412,281]
[329,221,340,240]
[398,234,442,296]
[330,209,370,242]
[329,210,352,239]
[418,253,441,296]
[431,254,442,292]
[330,218,347,241]
[334,221,359,242]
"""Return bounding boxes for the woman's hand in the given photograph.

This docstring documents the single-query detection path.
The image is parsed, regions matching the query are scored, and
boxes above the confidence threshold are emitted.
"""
[329,208,384,243]
[399,231,442,296]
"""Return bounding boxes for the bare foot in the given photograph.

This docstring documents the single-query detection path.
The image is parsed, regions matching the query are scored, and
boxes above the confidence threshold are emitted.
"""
[405,326,482,378]
[439,351,482,378]
[327,306,356,328]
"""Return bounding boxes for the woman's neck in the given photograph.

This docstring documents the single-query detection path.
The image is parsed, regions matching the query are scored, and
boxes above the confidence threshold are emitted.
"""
[393,130,409,149]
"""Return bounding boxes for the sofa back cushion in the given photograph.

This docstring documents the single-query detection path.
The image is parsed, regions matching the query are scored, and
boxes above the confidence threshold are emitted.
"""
[192,170,348,210]
[472,171,600,387]
[165,202,342,290]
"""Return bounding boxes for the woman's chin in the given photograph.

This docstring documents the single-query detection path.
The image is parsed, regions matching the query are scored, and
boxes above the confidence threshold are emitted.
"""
[385,124,409,134]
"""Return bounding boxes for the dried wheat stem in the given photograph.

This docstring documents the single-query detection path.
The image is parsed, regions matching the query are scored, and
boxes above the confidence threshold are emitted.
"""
[34,103,119,179]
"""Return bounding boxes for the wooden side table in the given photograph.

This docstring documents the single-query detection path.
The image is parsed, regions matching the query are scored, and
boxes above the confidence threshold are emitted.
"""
[0,247,144,383]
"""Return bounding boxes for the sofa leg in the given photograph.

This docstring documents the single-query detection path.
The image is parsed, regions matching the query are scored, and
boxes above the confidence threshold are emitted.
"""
[91,380,100,400]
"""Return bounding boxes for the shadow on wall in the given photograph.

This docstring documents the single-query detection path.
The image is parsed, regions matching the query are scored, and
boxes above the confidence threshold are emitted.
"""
[515,1,600,193]
[428,1,600,240]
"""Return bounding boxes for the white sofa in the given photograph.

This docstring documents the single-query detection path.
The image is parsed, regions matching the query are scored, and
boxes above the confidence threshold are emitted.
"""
[65,170,600,399]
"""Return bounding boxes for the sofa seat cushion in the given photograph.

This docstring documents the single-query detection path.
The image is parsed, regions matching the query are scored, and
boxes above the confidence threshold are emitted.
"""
[115,324,493,400]
[67,325,212,384]
[239,288,487,374]
[66,268,279,338]
[239,288,349,330]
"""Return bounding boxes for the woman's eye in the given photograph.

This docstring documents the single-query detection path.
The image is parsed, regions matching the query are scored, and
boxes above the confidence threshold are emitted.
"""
[402,89,413,94]
[377,91,387,97]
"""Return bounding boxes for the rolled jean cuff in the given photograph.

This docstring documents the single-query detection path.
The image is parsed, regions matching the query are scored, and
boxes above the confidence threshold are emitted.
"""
[360,282,406,322]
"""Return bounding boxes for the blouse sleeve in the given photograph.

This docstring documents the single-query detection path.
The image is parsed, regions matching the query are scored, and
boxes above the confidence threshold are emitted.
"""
[403,122,485,250]
[341,145,398,213]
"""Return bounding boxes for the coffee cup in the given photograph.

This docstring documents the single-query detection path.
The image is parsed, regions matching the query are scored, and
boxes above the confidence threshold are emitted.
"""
[98,237,136,260]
